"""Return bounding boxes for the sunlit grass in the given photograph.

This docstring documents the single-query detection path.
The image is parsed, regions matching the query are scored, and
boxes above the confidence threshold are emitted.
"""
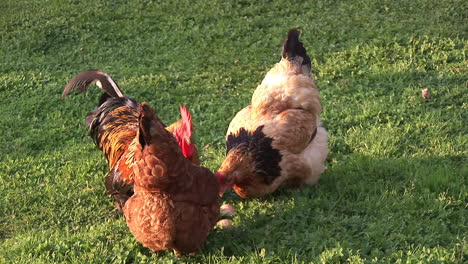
[0,0,466,263]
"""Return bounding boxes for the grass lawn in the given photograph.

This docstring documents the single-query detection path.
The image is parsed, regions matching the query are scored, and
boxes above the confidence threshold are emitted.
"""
[0,0,466,263]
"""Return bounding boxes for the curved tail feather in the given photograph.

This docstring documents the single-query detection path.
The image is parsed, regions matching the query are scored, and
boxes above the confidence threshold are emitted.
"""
[281,29,311,68]
[62,69,124,99]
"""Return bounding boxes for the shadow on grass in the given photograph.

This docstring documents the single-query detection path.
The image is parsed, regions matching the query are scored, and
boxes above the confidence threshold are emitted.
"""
[202,153,466,262]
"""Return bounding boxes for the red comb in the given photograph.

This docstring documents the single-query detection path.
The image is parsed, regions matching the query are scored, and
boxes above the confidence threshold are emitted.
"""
[179,105,192,135]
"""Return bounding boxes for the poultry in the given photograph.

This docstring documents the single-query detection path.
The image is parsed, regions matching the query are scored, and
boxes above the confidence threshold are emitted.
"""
[165,105,200,165]
[124,102,219,255]
[62,69,199,213]
[216,29,328,198]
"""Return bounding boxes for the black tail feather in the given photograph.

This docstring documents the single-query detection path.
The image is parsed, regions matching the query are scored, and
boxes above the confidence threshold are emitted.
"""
[281,29,311,67]
[62,69,124,99]
[137,103,167,147]
[138,104,153,148]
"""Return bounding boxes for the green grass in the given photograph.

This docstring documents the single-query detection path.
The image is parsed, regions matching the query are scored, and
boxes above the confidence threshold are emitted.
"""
[0,0,466,263]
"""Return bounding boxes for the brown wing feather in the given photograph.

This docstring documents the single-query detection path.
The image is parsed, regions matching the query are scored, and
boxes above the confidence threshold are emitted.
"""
[262,109,317,154]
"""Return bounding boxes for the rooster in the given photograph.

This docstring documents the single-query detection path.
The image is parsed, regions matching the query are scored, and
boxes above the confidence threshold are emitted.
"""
[124,103,219,255]
[216,29,328,198]
[62,69,199,213]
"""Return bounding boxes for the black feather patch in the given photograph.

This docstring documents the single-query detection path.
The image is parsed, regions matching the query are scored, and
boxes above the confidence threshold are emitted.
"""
[105,169,134,214]
[226,126,282,184]
[281,29,311,68]
[98,92,112,106]
[138,104,153,147]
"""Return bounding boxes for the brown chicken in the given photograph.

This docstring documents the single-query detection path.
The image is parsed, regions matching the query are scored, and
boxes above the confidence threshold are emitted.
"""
[62,69,199,213]
[124,103,219,255]
[216,29,329,198]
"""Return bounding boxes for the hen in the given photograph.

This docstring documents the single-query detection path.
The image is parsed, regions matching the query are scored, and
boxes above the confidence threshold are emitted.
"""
[216,29,328,198]
[124,103,219,255]
[62,69,199,213]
